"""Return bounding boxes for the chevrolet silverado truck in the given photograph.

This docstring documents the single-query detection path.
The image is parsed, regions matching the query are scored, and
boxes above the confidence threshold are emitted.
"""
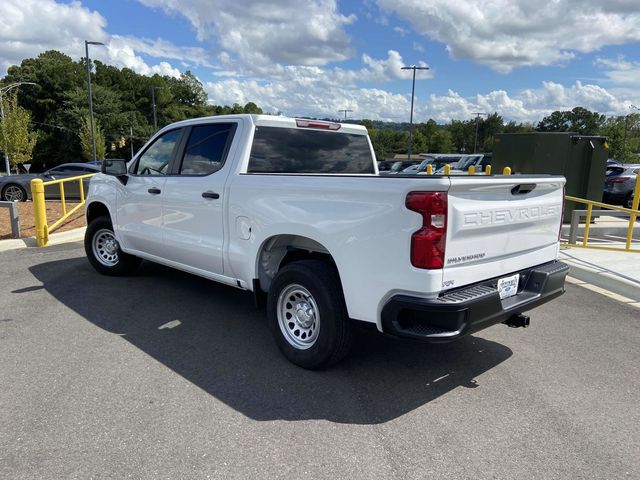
[84,115,568,369]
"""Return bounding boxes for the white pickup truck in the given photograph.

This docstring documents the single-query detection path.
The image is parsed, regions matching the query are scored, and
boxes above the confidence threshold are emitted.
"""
[85,115,568,369]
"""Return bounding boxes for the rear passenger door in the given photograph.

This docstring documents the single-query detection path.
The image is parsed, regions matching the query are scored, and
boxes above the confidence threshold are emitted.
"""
[161,121,239,275]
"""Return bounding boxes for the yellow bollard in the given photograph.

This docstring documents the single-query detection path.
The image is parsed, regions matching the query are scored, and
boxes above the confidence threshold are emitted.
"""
[444,164,451,175]
[59,182,67,216]
[485,165,491,176]
[503,166,511,175]
[625,173,640,250]
[31,179,49,247]
[426,164,433,175]
[79,177,85,203]
[468,165,476,175]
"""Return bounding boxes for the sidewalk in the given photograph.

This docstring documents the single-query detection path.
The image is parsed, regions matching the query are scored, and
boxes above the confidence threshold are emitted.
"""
[0,227,86,253]
[560,246,640,303]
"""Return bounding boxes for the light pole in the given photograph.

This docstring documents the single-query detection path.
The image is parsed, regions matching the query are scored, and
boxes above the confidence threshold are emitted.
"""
[151,86,160,131]
[338,109,353,120]
[472,112,487,153]
[401,65,430,160]
[85,40,105,162]
[0,82,37,176]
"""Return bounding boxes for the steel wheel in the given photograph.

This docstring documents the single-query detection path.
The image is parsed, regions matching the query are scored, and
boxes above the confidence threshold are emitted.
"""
[92,228,119,267]
[3,184,25,202]
[277,284,320,349]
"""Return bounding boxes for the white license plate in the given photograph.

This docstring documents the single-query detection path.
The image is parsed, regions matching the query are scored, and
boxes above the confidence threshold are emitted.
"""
[497,274,519,300]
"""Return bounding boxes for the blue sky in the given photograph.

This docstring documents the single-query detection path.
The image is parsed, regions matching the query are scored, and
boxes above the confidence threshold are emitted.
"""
[2,0,640,123]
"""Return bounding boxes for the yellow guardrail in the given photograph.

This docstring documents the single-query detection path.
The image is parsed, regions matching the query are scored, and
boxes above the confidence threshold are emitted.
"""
[30,173,96,247]
[561,173,640,253]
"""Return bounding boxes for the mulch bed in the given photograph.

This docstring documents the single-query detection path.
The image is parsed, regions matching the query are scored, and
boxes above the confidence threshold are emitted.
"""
[0,201,86,240]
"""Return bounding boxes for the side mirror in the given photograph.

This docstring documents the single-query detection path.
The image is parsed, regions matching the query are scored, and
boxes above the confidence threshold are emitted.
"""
[102,159,128,184]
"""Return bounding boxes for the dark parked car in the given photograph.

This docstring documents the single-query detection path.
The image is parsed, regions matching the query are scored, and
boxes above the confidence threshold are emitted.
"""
[0,163,101,202]
[603,163,639,209]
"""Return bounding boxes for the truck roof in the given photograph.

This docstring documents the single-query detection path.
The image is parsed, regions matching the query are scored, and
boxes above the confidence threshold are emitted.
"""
[165,114,368,136]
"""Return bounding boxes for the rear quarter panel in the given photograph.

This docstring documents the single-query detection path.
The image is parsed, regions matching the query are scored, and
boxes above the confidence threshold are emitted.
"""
[226,174,451,326]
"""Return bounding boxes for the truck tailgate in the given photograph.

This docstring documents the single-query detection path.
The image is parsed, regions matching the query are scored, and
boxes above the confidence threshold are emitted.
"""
[443,176,565,290]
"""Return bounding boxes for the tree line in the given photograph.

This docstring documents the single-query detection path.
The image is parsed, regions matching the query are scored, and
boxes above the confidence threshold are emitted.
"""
[359,106,640,163]
[0,50,263,172]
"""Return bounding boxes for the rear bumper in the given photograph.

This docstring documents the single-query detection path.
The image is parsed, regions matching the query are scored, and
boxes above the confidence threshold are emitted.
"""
[381,260,569,342]
[603,192,627,204]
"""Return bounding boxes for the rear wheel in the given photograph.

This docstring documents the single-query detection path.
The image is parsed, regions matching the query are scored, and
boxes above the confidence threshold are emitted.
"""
[267,259,352,369]
[624,193,635,210]
[84,216,141,276]
[1,183,27,202]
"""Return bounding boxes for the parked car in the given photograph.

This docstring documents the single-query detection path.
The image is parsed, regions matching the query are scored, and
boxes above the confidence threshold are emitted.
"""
[0,163,101,202]
[387,160,420,174]
[435,154,492,175]
[84,114,568,369]
[603,164,639,209]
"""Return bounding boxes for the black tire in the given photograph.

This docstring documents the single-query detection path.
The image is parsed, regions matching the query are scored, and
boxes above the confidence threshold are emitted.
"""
[84,216,141,276]
[267,259,352,369]
[624,193,634,210]
[1,183,27,202]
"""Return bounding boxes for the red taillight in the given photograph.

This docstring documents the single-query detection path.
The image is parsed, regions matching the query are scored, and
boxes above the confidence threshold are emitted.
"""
[607,176,630,184]
[406,192,447,269]
[295,119,341,130]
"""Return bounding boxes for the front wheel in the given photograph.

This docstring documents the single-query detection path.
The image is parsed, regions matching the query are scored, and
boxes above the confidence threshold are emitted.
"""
[84,216,141,276]
[267,259,352,369]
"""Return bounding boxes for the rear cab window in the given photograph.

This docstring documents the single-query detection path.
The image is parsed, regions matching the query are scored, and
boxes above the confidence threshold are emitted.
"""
[179,123,235,175]
[248,126,374,174]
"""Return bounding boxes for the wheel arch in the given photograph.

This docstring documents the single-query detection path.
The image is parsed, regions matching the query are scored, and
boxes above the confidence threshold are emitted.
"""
[86,201,112,224]
[255,234,339,294]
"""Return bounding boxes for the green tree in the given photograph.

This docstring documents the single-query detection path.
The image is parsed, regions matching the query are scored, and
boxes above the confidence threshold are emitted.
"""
[430,129,454,153]
[601,114,640,163]
[479,112,504,152]
[537,107,605,135]
[79,114,106,161]
[448,119,475,153]
[0,94,38,171]
[243,102,263,114]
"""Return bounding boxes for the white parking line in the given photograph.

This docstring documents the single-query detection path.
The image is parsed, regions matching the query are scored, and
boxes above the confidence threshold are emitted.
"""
[566,276,640,309]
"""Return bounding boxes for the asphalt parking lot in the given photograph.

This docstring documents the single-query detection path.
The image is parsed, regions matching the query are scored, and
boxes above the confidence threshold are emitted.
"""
[1,242,639,479]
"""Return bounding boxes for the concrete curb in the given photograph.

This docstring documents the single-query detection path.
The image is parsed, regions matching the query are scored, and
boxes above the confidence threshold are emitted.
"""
[0,227,85,253]
[560,250,640,302]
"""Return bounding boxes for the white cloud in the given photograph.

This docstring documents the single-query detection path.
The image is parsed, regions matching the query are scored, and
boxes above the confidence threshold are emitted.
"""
[203,69,640,123]
[0,0,199,78]
[596,56,640,86]
[138,0,356,67]
[376,0,640,72]
[0,0,106,72]
[204,76,412,121]
[425,81,638,123]
[110,36,211,68]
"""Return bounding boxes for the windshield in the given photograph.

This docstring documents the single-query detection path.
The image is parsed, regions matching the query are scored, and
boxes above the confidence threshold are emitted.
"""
[455,155,482,171]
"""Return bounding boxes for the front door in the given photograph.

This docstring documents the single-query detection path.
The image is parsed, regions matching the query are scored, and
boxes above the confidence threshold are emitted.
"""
[161,121,239,275]
[115,128,183,257]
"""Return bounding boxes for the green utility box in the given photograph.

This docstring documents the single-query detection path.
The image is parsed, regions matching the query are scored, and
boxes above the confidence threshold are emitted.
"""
[493,132,608,222]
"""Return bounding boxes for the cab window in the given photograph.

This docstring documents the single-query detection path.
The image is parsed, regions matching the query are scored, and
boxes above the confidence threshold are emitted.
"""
[133,129,181,176]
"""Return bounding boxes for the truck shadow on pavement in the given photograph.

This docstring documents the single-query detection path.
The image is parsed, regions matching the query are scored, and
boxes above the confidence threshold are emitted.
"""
[30,257,513,425]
